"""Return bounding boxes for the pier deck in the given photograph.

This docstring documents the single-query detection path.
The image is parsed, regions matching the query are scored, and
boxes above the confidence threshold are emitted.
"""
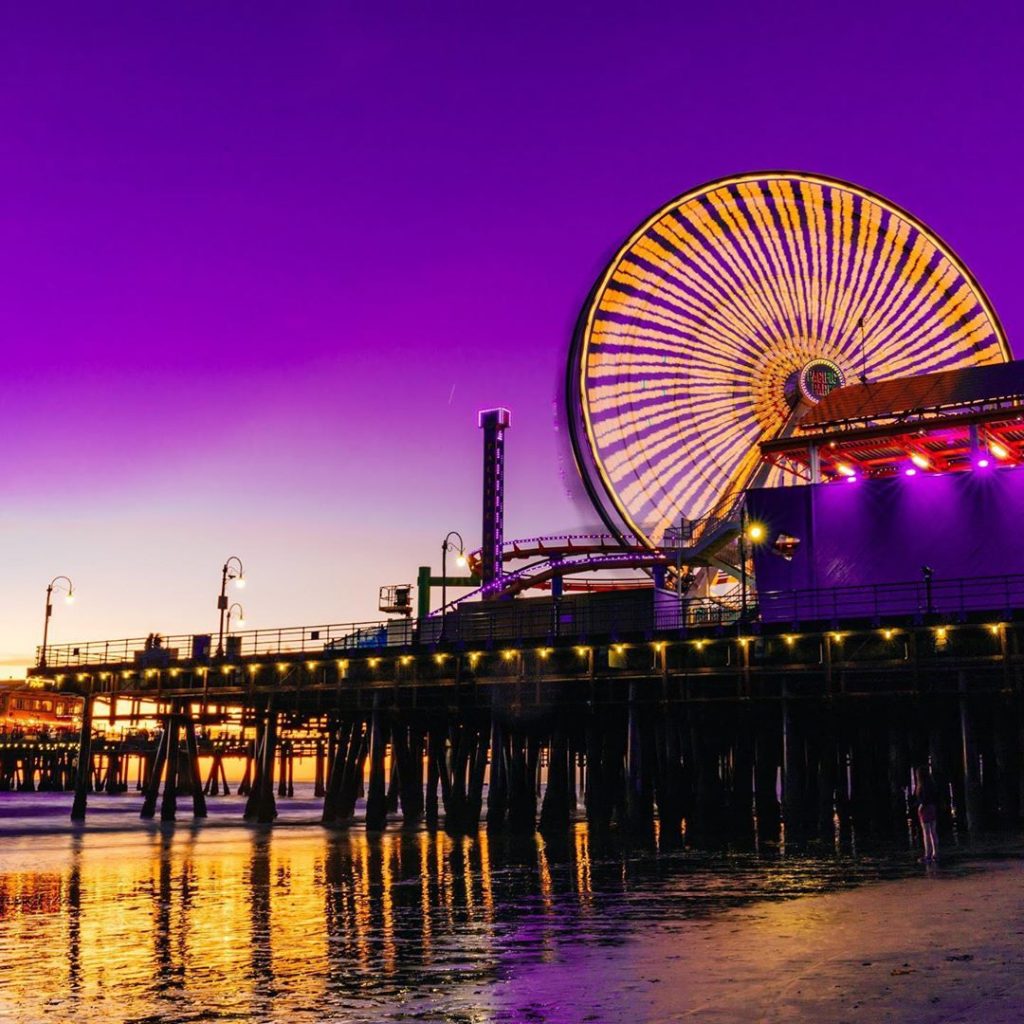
[17,579,1024,843]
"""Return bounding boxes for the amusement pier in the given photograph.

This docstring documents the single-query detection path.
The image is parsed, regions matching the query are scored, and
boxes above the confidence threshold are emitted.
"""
[9,173,1024,849]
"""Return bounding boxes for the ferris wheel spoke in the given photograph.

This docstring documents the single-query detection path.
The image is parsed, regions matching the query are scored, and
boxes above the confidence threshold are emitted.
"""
[668,208,785,351]
[598,281,751,356]
[634,239,768,349]
[737,182,805,341]
[606,263,758,355]
[706,188,793,339]
[772,180,817,344]
[687,193,795,347]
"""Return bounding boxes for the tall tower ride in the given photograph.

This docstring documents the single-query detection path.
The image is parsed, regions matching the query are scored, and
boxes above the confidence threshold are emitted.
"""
[478,408,511,588]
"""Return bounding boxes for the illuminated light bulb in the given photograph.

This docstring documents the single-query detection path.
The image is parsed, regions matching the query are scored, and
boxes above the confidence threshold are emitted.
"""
[845,475,857,484]
[456,553,468,568]
[502,649,516,661]
[990,441,1009,460]
[883,629,894,640]
[977,458,990,468]
[910,452,930,470]
[537,648,550,659]
[988,624,1001,636]
[236,617,246,627]
[836,463,856,477]
[784,635,795,646]
[935,627,948,640]
[831,632,843,642]
[235,576,246,589]
[904,467,917,477]
[746,523,766,542]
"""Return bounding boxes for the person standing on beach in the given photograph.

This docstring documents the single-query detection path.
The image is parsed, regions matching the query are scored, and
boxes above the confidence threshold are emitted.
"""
[915,765,939,863]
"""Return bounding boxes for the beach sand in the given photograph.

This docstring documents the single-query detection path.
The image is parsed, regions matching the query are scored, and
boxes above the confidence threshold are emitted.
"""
[492,859,1024,1023]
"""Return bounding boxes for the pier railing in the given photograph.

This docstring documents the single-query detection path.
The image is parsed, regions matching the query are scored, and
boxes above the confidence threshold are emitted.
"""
[37,620,406,668]
[36,594,744,668]
[36,570,1024,669]
[758,572,1024,624]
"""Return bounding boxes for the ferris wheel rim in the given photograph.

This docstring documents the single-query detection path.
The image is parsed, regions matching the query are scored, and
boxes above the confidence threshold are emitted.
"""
[567,169,1011,550]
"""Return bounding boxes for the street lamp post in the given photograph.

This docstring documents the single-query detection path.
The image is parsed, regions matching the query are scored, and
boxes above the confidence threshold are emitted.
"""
[739,509,766,624]
[739,505,748,623]
[227,603,246,632]
[217,556,245,657]
[40,575,74,668]
[440,531,467,641]
[225,603,246,657]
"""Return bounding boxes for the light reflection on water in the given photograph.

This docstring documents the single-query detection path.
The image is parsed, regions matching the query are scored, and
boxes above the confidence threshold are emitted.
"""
[0,792,932,1024]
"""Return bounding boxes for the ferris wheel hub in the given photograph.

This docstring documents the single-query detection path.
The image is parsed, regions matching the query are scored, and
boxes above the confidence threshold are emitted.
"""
[797,358,846,405]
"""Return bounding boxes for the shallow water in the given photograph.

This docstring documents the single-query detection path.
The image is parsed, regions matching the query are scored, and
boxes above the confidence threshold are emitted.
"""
[0,788,1002,1024]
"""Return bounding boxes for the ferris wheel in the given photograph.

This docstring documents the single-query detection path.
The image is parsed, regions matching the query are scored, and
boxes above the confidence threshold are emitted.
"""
[567,171,1010,550]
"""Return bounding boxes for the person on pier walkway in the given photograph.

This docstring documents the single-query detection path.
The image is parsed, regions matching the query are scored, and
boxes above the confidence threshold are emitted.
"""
[915,765,939,864]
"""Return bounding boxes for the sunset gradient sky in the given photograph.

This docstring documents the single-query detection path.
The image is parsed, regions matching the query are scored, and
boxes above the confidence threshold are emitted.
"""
[2,2,1022,672]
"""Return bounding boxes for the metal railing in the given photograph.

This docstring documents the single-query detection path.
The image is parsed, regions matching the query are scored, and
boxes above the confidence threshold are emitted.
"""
[759,572,1024,624]
[38,619,415,669]
[659,488,744,556]
[36,571,1024,670]
[37,593,748,669]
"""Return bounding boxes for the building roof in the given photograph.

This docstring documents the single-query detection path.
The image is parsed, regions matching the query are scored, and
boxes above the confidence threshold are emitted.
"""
[799,360,1024,430]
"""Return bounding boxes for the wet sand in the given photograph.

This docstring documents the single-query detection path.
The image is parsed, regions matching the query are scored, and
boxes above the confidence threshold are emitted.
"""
[494,859,1024,1023]
[2,792,1022,1023]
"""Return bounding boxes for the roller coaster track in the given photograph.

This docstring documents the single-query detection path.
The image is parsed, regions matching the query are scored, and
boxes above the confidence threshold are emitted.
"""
[456,502,742,604]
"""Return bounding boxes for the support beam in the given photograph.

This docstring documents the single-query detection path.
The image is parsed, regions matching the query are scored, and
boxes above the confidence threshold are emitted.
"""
[160,708,181,822]
[70,695,94,822]
[365,697,389,832]
[182,709,208,819]
[140,720,170,819]
[486,714,508,832]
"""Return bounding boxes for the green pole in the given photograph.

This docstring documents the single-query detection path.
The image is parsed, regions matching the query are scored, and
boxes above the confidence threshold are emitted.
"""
[417,566,432,622]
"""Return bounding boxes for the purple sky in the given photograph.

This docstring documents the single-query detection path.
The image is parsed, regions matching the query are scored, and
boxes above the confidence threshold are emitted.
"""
[2,2,1021,672]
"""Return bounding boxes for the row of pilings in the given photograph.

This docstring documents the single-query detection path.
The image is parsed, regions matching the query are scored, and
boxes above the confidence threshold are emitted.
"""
[52,673,1024,847]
